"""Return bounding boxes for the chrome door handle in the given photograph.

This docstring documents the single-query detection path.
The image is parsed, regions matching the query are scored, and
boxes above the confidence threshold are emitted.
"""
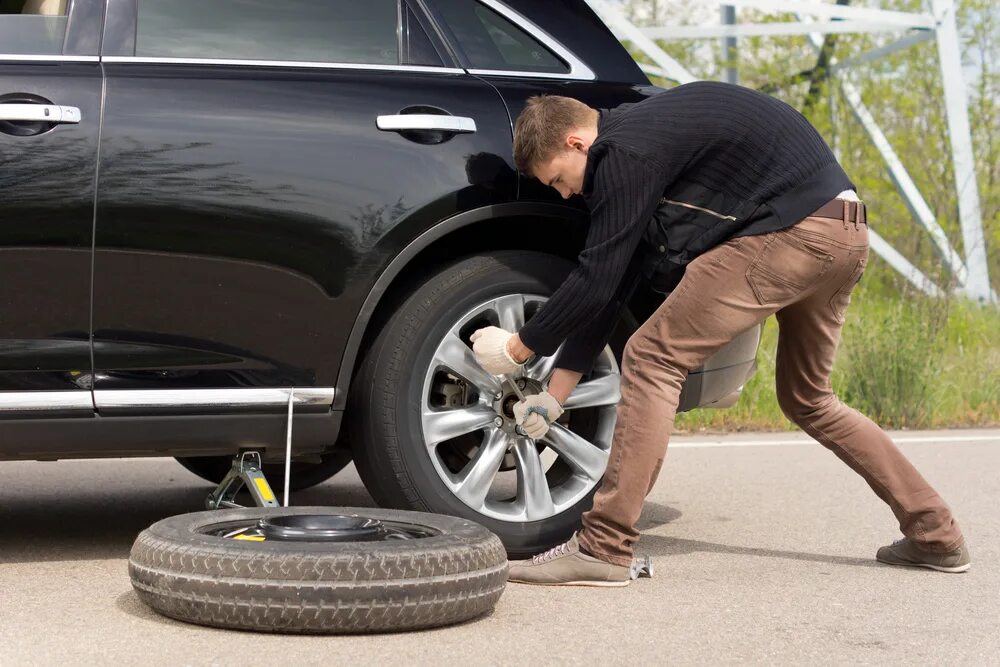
[376,114,476,134]
[0,104,81,124]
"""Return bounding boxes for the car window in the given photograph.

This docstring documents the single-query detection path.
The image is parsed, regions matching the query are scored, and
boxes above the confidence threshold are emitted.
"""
[402,4,443,67]
[135,0,401,65]
[0,0,68,55]
[431,0,568,74]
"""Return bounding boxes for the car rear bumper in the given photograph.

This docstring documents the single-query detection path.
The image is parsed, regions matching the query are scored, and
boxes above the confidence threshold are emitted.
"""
[678,325,761,413]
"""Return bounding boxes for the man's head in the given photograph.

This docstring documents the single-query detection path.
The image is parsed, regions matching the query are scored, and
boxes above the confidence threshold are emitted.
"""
[513,95,599,199]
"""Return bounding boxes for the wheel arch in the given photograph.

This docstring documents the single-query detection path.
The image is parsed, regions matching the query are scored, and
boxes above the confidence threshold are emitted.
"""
[333,202,590,410]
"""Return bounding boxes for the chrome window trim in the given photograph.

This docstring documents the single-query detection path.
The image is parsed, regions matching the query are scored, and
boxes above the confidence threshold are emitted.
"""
[0,391,93,413]
[0,54,98,62]
[467,68,587,80]
[471,0,596,81]
[94,387,336,412]
[101,55,464,75]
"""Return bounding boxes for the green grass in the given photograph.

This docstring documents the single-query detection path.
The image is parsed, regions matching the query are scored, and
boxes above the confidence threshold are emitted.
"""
[674,278,1000,433]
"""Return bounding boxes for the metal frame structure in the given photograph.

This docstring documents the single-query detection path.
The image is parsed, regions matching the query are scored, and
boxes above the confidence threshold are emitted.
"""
[585,0,995,303]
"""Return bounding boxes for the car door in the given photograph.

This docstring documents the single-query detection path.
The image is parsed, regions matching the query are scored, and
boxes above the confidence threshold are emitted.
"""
[91,0,515,416]
[0,0,102,415]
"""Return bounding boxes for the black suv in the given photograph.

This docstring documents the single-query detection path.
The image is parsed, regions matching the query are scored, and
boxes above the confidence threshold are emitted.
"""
[0,0,759,555]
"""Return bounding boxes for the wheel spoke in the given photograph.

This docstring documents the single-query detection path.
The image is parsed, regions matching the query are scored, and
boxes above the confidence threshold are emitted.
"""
[513,438,554,520]
[525,347,560,382]
[495,294,525,332]
[433,332,502,394]
[543,424,609,482]
[562,373,621,410]
[452,429,509,508]
[422,404,497,448]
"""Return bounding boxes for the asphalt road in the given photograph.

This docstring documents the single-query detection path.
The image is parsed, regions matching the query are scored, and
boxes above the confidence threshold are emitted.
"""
[2,429,998,665]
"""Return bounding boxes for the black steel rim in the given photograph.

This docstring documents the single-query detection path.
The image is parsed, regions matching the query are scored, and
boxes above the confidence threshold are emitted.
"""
[200,514,441,542]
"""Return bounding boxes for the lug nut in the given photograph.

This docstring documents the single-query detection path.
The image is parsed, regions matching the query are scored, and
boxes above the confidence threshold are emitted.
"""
[517,380,526,390]
[493,416,504,427]
[495,391,503,399]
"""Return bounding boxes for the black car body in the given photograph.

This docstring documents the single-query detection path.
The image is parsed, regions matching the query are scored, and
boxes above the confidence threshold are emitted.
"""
[1,0,759,554]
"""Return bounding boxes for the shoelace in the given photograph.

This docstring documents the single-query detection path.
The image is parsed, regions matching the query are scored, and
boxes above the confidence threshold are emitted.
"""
[891,537,908,547]
[532,541,570,564]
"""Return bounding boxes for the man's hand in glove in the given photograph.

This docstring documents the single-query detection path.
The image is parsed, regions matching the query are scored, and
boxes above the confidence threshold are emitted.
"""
[470,326,527,375]
[512,392,564,440]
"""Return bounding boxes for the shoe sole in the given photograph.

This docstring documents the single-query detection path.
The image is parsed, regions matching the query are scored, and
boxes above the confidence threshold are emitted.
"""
[508,578,631,587]
[876,556,970,573]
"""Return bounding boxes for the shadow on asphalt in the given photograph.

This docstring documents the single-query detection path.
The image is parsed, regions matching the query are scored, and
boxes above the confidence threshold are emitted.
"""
[638,534,881,568]
[636,502,683,530]
[0,472,376,564]
[115,590,191,630]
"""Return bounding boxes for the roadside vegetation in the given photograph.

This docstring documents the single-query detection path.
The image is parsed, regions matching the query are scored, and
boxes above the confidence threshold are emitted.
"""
[622,0,999,431]
[676,265,1000,431]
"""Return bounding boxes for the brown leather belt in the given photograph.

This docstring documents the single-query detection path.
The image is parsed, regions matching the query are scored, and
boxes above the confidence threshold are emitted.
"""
[811,198,867,224]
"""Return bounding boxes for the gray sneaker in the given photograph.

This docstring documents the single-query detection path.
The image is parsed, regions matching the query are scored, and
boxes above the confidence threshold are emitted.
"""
[508,534,631,587]
[876,537,971,573]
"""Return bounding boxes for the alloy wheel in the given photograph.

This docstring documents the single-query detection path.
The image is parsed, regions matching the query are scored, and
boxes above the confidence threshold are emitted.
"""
[420,293,621,522]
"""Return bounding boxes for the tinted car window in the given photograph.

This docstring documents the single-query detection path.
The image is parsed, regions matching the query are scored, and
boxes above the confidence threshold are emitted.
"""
[432,0,568,74]
[136,0,400,65]
[402,5,442,67]
[0,0,67,55]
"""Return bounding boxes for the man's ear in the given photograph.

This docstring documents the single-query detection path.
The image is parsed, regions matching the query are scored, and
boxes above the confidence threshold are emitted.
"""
[565,131,586,152]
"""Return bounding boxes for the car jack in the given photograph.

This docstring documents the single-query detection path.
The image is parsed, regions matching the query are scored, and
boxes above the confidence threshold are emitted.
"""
[206,389,298,510]
[205,451,280,510]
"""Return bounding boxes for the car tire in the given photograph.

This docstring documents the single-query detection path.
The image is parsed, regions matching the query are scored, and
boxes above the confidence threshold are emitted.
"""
[174,448,352,492]
[349,251,630,559]
[128,506,507,634]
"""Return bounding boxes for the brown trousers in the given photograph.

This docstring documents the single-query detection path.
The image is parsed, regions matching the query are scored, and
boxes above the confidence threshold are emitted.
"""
[578,210,964,567]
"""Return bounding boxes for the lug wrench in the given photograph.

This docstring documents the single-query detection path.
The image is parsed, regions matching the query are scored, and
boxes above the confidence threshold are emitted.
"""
[502,374,530,437]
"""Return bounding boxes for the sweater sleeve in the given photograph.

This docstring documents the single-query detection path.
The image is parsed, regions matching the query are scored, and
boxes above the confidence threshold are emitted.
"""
[518,145,665,356]
[553,254,644,374]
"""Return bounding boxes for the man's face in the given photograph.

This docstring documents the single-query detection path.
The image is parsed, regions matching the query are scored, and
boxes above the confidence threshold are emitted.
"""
[532,133,590,199]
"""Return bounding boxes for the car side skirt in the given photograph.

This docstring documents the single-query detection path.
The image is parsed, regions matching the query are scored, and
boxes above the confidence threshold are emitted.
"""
[0,411,341,462]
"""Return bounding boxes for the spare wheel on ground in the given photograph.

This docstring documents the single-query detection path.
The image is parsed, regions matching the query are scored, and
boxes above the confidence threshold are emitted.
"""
[128,506,508,633]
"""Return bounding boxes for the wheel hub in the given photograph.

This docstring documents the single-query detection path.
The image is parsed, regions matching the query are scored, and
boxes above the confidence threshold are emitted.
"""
[492,377,543,432]
[257,514,384,542]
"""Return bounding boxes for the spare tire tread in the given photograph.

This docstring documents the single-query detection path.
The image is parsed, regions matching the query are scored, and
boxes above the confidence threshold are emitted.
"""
[129,508,507,633]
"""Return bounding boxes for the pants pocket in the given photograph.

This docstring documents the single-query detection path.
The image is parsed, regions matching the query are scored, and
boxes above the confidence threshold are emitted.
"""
[830,257,866,324]
[746,231,834,305]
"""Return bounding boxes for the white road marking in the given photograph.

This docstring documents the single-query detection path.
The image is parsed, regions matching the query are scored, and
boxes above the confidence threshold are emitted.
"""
[672,433,999,448]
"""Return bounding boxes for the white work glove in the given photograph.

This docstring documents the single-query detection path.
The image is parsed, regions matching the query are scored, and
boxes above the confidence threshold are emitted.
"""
[470,326,524,375]
[513,392,564,440]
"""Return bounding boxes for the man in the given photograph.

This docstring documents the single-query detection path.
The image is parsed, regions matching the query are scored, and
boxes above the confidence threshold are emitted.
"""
[469,82,969,587]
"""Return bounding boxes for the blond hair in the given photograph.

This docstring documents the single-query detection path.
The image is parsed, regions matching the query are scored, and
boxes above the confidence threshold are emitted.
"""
[513,95,598,176]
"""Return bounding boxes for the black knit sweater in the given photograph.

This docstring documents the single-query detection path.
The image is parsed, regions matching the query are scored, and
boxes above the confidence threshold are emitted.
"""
[517,81,853,373]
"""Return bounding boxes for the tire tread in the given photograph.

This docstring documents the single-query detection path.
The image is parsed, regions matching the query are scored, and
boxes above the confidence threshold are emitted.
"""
[128,508,508,633]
